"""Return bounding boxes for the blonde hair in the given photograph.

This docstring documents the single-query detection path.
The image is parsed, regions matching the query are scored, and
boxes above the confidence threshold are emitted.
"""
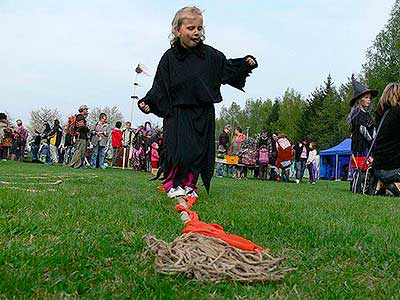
[378,83,400,110]
[169,6,205,46]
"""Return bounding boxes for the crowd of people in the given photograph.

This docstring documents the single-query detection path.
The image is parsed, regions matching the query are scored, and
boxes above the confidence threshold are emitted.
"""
[0,105,164,174]
[0,105,318,186]
[215,125,318,184]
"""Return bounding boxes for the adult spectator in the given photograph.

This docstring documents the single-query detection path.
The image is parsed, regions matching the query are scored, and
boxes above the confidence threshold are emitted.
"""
[348,75,378,157]
[42,122,52,163]
[0,113,12,160]
[215,124,231,177]
[229,127,246,155]
[122,121,134,167]
[373,83,400,196]
[257,129,271,149]
[276,134,292,182]
[15,119,27,161]
[69,104,89,168]
[122,121,133,148]
[111,121,123,167]
[293,137,309,184]
[48,119,63,164]
[90,112,108,169]
[144,121,157,136]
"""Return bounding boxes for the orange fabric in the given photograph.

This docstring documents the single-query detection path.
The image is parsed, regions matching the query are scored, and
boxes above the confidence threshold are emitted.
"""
[157,185,165,192]
[175,205,264,252]
[185,195,198,208]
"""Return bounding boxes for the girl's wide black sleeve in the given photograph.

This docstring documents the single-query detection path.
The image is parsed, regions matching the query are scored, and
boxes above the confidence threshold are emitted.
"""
[140,54,171,118]
[221,55,258,91]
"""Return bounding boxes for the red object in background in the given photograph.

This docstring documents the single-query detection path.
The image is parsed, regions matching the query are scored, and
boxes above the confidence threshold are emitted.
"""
[351,156,373,171]
[111,129,123,147]
[176,205,264,252]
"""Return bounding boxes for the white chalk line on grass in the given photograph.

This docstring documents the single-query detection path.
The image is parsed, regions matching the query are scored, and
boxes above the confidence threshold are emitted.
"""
[1,186,57,193]
[0,173,98,193]
[0,180,63,185]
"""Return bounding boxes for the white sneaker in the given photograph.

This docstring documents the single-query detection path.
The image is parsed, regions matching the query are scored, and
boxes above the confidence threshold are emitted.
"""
[296,179,300,184]
[167,186,186,198]
[184,186,198,198]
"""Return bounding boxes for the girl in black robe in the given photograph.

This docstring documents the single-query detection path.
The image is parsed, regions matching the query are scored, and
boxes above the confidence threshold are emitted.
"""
[348,75,378,157]
[138,6,257,196]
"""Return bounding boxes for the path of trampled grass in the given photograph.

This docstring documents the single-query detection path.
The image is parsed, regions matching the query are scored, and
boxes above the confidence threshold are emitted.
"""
[0,161,399,299]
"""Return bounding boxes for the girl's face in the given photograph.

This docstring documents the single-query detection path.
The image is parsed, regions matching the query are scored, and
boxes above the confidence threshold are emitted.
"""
[359,93,372,109]
[176,14,203,48]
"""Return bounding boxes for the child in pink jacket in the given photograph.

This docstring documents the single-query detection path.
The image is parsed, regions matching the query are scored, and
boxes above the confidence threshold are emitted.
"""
[151,142,159,175]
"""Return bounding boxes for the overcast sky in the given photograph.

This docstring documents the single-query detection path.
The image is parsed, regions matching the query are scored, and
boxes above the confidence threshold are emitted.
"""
[0,0,395,128]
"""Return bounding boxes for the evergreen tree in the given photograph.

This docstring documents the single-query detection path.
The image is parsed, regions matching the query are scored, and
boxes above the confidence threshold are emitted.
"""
[276,88,305,142]
[215,101,244,137]
[302,75,345,149]
[242,97,273,136]
[267,98,281,134]
[337,78,353,139]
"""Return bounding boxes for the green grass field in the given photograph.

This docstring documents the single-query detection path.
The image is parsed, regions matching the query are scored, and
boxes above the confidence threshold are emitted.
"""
[1,161,399,299]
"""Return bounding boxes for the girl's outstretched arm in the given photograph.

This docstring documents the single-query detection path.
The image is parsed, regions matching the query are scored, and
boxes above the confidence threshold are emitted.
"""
[221,55,258,91]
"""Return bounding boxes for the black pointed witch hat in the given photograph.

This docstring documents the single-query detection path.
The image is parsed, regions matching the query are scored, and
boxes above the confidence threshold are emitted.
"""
[350,75,378,107]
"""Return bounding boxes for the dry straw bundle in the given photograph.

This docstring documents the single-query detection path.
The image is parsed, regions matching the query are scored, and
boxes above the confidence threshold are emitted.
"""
[144,232,289,282]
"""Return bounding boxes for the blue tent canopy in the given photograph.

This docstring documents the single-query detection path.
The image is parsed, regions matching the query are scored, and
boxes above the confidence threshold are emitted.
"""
[319,138,351,180]
[320,138,351,156]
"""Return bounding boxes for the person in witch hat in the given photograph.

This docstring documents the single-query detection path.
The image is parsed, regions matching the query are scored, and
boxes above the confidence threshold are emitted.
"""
[348,74,378,157]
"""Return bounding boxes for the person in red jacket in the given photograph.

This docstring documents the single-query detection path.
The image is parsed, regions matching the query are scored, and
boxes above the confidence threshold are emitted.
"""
[111,121,123,167]
[276,134,292,182]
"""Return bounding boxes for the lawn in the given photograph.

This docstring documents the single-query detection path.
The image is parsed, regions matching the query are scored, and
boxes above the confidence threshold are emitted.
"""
[0,161,399,299]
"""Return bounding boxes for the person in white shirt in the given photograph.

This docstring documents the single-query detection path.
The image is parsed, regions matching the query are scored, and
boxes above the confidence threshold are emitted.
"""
[306,142,317,184]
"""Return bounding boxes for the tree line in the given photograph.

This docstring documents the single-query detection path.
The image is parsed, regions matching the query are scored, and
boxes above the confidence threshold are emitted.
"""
[216,0,400,150]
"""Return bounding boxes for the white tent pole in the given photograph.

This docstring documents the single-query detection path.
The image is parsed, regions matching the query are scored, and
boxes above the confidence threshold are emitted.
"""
[122,148,126,169]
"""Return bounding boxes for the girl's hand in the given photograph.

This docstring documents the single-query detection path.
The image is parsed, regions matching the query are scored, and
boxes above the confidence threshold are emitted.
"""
[138,100,150,114]
[246,56,256,66]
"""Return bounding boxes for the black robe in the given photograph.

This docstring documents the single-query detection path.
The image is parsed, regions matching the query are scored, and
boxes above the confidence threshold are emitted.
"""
[350,108,375,156]
[141,41,257,192]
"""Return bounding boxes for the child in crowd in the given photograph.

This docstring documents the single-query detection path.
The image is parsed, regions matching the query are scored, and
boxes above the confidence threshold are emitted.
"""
[137,6,257,198]
[151,142,160,176]
[111,121,123,167]
[131,143,144,171]
[306,142,317,184]
[258,145,269,180]
[29,130,41,163]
